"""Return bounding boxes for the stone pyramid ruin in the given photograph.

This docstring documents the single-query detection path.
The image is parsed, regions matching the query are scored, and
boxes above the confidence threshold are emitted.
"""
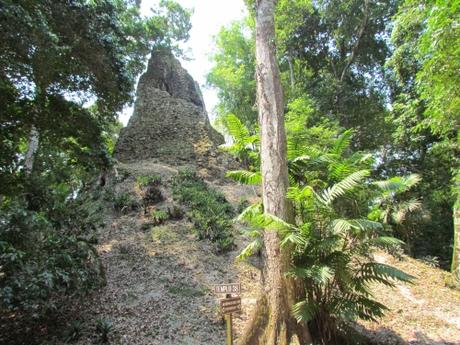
[114,49,225,167]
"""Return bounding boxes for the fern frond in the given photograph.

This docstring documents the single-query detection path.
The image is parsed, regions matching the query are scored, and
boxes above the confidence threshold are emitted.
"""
[318,170,370,205]
[360,262,415,285]
[331,130,352,155]
[288,265,334,285]
[329,162,353,180]
[368,236,405,250]
[292,300,319,322]
[374,174,421,194]
[287,185,313,204]
[237,239,262,260]
[225,113,250,144]
[350,219,383,232]
[226,170,262,185]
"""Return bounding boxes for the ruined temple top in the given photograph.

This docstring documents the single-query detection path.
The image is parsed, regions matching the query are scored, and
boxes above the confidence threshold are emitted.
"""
[113,49,225,167]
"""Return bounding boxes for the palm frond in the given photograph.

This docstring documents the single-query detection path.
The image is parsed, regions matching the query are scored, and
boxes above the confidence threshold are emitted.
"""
[281,232,307,247]
[330,219,355,234]
[226,170,262,185]
[335,294,388,322]
[237,203,296,233]
[318,170,370,205]
[237,239,262,260]
[374,174,421,194]
[292,300,319,322]
[350,219,383,232]
[368,236,405,250]
[331,129,353,155]
[288,265,334,285]
[225,113,250,144]
[360,262,415,285]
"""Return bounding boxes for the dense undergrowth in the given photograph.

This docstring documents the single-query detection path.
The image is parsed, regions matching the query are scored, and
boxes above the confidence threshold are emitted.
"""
[172,170,235,252]
[0,188,105,318]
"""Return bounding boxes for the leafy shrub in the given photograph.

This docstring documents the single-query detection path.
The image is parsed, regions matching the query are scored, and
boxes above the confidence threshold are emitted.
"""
[95,318,113,343]
[136,174,164,212]
[172,169,235,252]
[135,173,162,187]
[0,197,104,317]
[112,192,139,214]
[150,209,169,225]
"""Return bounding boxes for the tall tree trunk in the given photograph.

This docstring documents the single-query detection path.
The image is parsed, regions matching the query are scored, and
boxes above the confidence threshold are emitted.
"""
[287,53,295,90]
[452,178,460,281]
[24,125,40,176]
[238,1,312,344]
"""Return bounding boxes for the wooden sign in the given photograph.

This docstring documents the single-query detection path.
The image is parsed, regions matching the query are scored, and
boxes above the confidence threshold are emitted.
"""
[213,283,240,295]
[220,296,242,314]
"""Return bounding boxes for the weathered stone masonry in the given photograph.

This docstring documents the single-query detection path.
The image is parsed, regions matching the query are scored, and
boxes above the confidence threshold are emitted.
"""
[114,49,224,166]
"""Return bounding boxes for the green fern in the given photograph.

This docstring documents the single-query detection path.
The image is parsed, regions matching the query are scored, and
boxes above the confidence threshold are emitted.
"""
[230,121,417,343]
[226,170,262,185]
[318,170,370,205]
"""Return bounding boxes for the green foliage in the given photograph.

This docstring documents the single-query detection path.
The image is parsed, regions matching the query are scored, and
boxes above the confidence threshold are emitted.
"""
[0,0,192,339]
[113,192,139,214]
[238,168,414,342]
[150,209,169,226]
[234,130,416,343]
[207,19,257,132]
[387,0,460,266]
[226,170,262,185]
[95,318,113,344]
[172,170,235,253]
[136,174,162,187]
[219,113,259,169]
[415,0,460,137]
[0,195,105,316]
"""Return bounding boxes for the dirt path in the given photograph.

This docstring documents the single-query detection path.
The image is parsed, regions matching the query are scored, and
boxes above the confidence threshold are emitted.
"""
[357,253,460,345]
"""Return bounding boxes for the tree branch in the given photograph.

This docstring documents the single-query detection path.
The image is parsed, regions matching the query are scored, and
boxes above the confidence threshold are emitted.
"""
[340,0,370,82]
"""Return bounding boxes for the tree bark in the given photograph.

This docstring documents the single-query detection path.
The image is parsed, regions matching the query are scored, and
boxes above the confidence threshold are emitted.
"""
[451,179,460,281]
[287,53,295,90]
[24,125,40,176]
[238,1,312,344]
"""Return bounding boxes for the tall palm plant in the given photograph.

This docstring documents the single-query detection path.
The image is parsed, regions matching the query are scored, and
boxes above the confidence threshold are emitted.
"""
[227,127,415,344]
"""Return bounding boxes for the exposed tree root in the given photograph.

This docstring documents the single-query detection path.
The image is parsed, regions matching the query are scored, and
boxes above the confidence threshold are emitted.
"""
[237,292,312,345]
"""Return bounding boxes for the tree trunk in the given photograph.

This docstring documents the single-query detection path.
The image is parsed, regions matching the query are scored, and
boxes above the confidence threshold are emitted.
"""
[24,125,40,176]
[287,53,295,90]
[238,1,312,344]
[452,179,460,281]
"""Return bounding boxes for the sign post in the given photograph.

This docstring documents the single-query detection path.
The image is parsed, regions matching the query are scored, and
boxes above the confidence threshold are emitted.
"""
[225,313,233,345]
[214,283,241,345]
